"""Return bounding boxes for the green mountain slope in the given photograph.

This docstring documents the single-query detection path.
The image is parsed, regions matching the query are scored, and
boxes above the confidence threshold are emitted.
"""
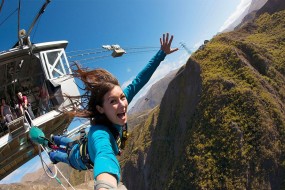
[121,9,285,190]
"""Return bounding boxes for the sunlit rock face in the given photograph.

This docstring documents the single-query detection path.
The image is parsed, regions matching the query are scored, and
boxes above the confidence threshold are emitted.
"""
[121,2,285,189]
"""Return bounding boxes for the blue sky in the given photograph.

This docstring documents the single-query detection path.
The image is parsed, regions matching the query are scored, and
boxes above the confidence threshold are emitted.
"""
[0,0,251,184]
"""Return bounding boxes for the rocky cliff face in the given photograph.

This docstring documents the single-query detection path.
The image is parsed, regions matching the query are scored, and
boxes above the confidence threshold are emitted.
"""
[2,1,285,190]
[237,0,285,31]
[121,6,285,190]
[248,0,268,13]
[257,0,285,15]
[128,69,178,115]
[121,59,202,189]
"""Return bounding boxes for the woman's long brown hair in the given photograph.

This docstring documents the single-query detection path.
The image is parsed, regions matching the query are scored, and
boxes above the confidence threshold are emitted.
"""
[66,63,119,126]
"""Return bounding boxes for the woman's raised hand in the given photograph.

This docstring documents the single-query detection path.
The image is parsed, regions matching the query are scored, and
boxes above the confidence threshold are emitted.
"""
[160,33,179,55]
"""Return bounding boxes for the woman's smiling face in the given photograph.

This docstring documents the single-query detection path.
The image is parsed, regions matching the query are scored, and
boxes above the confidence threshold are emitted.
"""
[96,85,128,125]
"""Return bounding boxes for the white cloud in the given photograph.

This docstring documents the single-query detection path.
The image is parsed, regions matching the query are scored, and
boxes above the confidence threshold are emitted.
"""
[126,52,189,110]
[219,0,252,32]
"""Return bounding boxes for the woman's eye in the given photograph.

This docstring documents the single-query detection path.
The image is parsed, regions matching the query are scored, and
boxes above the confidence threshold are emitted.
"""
[110,100,116,104]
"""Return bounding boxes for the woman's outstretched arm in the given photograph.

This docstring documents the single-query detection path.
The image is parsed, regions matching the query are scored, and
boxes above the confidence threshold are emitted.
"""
[124,33,178,103]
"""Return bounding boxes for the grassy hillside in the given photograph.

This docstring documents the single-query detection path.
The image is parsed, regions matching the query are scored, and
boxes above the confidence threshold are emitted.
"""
[6,8,284,190]
[121,10,285,190]
[178,11,285,189]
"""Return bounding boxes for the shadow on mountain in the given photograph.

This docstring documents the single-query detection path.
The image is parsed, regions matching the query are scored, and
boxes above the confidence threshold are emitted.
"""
[121,1,285,189]
[2,0,285,189]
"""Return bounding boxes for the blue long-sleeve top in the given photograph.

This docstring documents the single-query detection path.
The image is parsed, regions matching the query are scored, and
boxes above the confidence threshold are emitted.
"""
[87,50,166,182]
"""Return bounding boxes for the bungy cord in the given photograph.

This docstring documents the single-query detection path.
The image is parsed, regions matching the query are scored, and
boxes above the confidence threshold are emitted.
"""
[38,144,76,190]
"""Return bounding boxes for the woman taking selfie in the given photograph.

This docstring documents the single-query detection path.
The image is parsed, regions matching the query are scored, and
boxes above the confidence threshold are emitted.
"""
[48,33,178,189]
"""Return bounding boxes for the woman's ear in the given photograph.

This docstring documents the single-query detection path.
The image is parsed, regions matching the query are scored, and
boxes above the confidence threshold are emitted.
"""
[96,105,104,114]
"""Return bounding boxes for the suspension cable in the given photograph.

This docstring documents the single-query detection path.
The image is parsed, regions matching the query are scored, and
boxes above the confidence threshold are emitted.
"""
[0,0,4,13]
[71,55,111,63]
[17,0,21,46]
[26,0,51,37]
[70,49,158,65]
[31,15,41,41]
[75,56,110,66]
[66,46,159,55]
[125,49,157,54]
[66,47,105,54]
[67,46,161,65]
[67,50,109,59]
[124,46,159,50]
[0,8,18,27]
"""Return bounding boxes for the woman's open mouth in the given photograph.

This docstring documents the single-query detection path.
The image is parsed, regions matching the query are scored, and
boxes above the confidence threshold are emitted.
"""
[117,112,126,119]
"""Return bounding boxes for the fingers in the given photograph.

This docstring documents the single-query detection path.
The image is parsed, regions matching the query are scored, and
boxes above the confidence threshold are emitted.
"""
[170,48,179,53]
[165,33,169,45]
[161,33,172,45]
[168,35,173,46]
[160,33,178,55]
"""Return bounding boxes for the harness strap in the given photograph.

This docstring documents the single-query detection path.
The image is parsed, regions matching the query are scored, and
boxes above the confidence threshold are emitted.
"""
[109,124,129,156]
[66,140,79,156]
[79,139,94,169]
[77,124,130,168]
[64,140,84,170]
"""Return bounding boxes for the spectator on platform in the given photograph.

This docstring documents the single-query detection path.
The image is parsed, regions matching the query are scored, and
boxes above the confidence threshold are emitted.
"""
[1,98,14,124]
[17,92,35,119]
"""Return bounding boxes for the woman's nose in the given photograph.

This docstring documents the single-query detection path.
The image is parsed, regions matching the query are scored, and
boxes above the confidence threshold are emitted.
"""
[118,99,127,107]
